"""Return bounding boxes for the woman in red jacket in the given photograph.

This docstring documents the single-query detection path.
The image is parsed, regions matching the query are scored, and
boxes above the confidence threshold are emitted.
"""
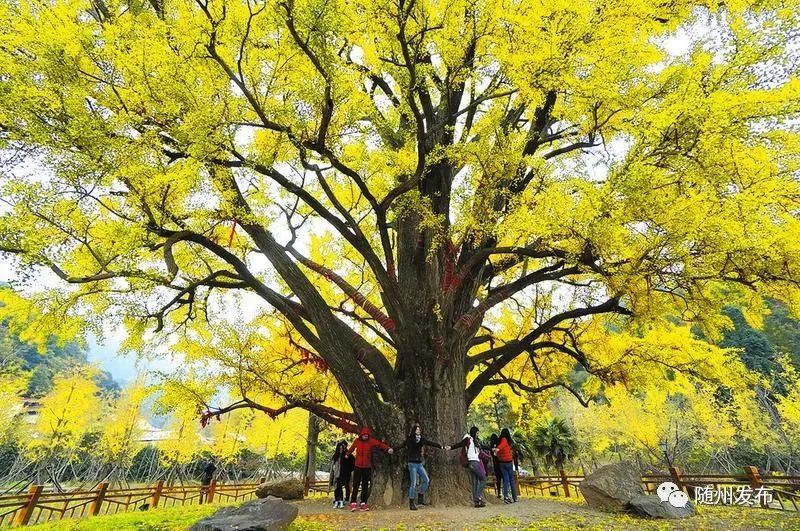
[347,427,394,511]
[494,428,518,503]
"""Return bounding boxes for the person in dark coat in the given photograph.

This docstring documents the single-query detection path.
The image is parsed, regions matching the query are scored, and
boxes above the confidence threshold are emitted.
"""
[394,424,445,510]
[200,461,216,503]
[489,433,502,498]
[329,440,355,508]
[201,461,217,485]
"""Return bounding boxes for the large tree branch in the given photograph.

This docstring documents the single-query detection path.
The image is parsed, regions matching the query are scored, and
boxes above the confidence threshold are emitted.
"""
[196,3,399,298]
[225,153,401,310]
[209,168,399,402]
[454,263,580,335]
[201,398,359,433]
[287,246,395,334]
[147,270,247,332]
[467,339,588,369]
[484,377,592,407]
[278,1,333,149]
[465,297,631,404]
[455,243,570,286]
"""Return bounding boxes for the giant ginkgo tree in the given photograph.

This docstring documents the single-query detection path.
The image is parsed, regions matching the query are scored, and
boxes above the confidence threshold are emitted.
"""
[1,0,799,504]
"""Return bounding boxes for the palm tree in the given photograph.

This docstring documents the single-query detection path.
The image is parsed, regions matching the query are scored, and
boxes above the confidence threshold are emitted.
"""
[530,418,578,474]
[512,429,539,476]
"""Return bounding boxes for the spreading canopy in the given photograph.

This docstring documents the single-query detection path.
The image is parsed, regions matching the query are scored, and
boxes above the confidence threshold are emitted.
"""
[1,0,799,432]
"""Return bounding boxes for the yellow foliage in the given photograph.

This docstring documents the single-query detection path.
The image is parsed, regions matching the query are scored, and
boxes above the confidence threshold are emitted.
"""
[97,381,150,468]
[0,0,798,461]
[0,366,27,441]
[27,366,102,460]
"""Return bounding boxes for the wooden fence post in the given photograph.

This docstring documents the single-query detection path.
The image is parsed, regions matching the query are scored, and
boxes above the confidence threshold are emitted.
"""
[16,485,43,526]
[744,466,767,507]
[207,479,217,504]
[560,469,571,497]
[151,480,164,509]
[90,482,109,516]
[669,467,684,493]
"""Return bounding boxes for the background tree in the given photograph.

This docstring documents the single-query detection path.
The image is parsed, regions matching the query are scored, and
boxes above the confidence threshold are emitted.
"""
[468,391,519,436]
[1,0,799,503]
[24,367,102,489]
[95,382,149,486]
[0,293,119,397]
[531,418,578,475]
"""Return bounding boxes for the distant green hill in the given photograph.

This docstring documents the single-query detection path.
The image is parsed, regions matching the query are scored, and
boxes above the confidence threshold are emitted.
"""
[0,320,119,397]
[721,299,800,378]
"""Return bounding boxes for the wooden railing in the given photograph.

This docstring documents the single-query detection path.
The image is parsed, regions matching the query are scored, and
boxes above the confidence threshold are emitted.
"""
[2,467,798,527]
[642,467,800,512]
[509,471,584,498]
[306,466,800,512]
[506,467,800,512]
[0,478,265,527]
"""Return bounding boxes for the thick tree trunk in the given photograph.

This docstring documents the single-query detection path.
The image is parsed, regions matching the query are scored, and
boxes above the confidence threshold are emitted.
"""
[358,345,475,507]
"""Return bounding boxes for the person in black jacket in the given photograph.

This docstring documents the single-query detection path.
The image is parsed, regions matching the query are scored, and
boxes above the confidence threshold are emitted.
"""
[329,440,355,509]
[394,424,444,510]
[489,433,502,498]
[200,461,216,503]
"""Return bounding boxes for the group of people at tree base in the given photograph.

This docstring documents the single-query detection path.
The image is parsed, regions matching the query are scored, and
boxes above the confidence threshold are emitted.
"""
[329,424,519,511]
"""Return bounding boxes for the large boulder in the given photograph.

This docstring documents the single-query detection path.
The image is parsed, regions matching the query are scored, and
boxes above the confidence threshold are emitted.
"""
[255,478,305,500]
[189,497,298,531]
[579,461,645,510]
[628,494,696,519]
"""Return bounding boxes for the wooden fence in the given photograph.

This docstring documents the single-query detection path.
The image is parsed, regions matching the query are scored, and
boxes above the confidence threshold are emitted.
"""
[0,478,264,527]
[2,467,798,527]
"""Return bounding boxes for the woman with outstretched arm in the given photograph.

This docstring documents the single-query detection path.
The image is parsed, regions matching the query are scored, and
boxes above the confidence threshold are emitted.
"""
[347,427,394,512]
[394,424,445,510]
[445,426,489,508]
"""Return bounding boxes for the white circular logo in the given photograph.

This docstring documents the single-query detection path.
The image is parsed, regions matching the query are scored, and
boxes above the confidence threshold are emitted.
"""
[668,491,689,508]
[657,482,682,505]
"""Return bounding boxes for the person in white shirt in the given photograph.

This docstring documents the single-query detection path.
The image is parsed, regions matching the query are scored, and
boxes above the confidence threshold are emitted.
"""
[446,426,488,507]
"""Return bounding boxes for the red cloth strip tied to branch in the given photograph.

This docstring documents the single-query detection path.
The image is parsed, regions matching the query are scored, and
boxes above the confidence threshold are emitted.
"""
[441,240,462,293]
[227,219,238,248]
[455,308,484,332]
[288,338,329,373]
[296,255,396,333]
[296,345,329,373]
[200,410,222,428]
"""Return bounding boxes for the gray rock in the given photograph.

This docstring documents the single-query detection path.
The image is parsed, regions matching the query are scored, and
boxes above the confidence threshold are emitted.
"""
[579,461,645,510]
[255,478,305,500]
[189,497,298,531]
[629,494,696,519]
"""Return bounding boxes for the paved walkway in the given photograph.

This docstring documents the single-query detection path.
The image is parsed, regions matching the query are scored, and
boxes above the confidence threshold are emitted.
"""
[293,496,800,530]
